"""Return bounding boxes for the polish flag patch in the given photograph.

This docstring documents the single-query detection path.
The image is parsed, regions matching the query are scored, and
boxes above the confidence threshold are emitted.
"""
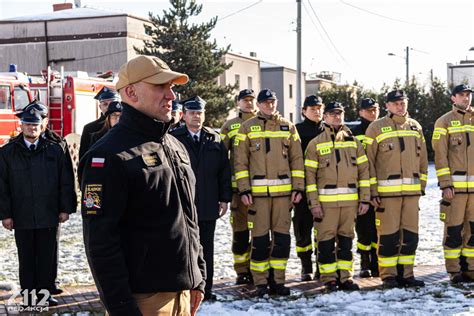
[91,157,105,168]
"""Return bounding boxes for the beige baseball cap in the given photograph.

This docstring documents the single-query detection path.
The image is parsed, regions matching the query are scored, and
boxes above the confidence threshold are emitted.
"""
[116,55,189,90]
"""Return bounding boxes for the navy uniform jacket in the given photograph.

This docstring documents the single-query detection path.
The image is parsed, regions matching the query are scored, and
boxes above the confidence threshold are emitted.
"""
[78,103,206,315]
[0,134,77,229]
[171,126,232,221]
[295,118,324,153]
[79,114,106,160]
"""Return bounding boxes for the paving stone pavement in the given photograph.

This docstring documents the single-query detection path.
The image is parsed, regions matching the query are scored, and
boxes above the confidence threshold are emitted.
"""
[0,265,449,315]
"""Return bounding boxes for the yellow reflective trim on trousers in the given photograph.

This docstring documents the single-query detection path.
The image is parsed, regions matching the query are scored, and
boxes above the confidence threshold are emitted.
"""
[434,127,447,135]
[305,159,319,169]
[377,183,421,193]
[371,242,378,249]
[306,184,317,193]
[291,170,305,178]
[357,242,371,251]
[364,137,374,146]
[461,248,474,257]
[250,260,270,272]
[359,180,370,187]
[270,259,288,270]
[356,155,368,165]
[420,173,427,181]
[318,193,359,202]
[379,256,398,267]
[296,244,313,253]
[398,255,415,265]
[370,177,377,185]
[444,248,461,259]
[319,262,337,274]
[337,260,353,271]
[235,170,249,180]
[234,252,250,264]
[436,168,451,177]
[248,131,291,139]
[376,130,421,143]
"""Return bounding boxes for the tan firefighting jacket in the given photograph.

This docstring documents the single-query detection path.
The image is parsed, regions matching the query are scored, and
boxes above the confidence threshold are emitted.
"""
[305,124,370,208]
[364,113,428,197]
[432,105,474,192]
[233,111,304,197]
[220,110,256,192]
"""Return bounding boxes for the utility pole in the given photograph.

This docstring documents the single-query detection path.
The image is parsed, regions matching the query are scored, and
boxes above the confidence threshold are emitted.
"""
[405,46,409,85]
[296,0,302,122]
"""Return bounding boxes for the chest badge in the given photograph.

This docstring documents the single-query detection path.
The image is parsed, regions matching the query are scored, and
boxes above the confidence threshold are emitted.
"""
[142,152,161,167]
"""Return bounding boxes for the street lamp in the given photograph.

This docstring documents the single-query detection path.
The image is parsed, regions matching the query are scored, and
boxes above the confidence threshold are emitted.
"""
[388,46,410,85]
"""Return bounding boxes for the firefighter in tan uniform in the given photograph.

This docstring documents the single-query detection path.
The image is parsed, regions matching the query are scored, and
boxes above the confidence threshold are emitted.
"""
[365,90,428,289]
[234,89,304,297]
[305,101,370,292]
[432,84,474,284]
[220,89,256,285]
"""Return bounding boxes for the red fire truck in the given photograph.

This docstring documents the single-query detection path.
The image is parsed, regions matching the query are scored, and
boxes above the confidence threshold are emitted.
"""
[0,68,115,145]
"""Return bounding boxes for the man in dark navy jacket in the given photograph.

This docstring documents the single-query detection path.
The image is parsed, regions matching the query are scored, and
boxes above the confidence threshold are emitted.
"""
[171,96,232,301]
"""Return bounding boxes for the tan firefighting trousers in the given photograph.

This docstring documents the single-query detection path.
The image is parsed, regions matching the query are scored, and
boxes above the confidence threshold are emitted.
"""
[230,193,251,274]
[315,206,357,284]
[375,196,420,280]
[247,196,292,286]
[440,194,474,275]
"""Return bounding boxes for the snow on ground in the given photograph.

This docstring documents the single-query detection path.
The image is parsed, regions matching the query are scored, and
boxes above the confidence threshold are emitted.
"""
[1,164,473,314]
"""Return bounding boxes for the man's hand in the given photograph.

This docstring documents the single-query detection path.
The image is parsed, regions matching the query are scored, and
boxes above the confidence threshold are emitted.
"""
[2,218,13,231]
[310,206,324,220]
[241,194,253,206]
[291,191,302,204]
[190,290,204,316]
[358,203,370,216]
[442,187,455,200]
[59,212,69,223]
[219,202,228,217]
[370,197,381,208]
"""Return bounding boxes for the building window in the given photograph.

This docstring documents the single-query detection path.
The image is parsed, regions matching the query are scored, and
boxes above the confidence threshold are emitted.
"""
[247,76,253,90]
[235,74,240,90]
[289,84,293,99]
[289,112,294,122]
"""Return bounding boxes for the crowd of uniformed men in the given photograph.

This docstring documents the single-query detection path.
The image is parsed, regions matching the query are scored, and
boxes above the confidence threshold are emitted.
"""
[1,54,473,314]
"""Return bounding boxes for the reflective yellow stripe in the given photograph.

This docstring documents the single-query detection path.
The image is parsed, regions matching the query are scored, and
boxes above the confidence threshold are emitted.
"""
[319,262,337,274]
[235,170,249,180]
[444,248,461,259]
[420,173,427,181]
[337,260,353,271]
[433,127,447,135]
[228,129,239,139]
[268,184,292,193]
[247,221,253,229]
[293,132,300,142]
[462,248,474,257]
[398,255,415,265]
[296,244,313,253]
[379,256,398,267]
[305,159,319,169]
[234,252,250,264]
[371,242,378,249]
[291,170,305,178]
[370,177,377,185]
[232,181,237,189]
[376,130,421,143]
[359,180,370,187]
[356,155,368,165]
[269,259,288,270]
[377,184,421,193]
[356,135,365,141]
[452,181,474,189]
[436,168,451,177]
[220,133,226,140]
[319,193,358,202]
[250,260,270,272]
[306,184,317,193]
[447,125,474,134]
[316,141,357,150]
[357,242,371,251]
[364,137,374,145]
[235,133,246,141]
[248,131,291,139]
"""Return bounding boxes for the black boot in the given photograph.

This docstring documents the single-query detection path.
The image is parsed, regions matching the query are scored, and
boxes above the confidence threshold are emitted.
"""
[271,284,291,296]
[255,284,269,297]
[359,251,371,278]
[382,277,399,289]
[314,261,321,280]
[339,279,360,291]
[370,248,379,277]
[400,277,425,288]
[236,272,252,285]
[324,280,338,292]
[300,253,313,281]
[450,273,465,284]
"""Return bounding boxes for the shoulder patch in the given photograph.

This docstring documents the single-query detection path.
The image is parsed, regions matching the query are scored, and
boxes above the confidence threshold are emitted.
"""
[142,153,161,167]
[83,184,103,215]
[280,125,290,131]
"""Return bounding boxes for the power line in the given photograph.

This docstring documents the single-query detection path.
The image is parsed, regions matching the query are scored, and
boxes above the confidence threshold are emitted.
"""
[217,0,263,22]
[339,0,448,29]
[306,0,348,66]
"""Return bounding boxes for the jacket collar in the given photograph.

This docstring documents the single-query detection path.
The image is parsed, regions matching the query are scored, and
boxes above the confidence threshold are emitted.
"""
[387,112,408,124]
[239,110,256,121]
[303,118,323,128]
[257,111,281,121]
[118,103,173,141]
[452,104,472,115]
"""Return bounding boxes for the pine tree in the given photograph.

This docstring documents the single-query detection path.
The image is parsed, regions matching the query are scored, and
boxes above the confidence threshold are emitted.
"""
[135,0,236,127]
